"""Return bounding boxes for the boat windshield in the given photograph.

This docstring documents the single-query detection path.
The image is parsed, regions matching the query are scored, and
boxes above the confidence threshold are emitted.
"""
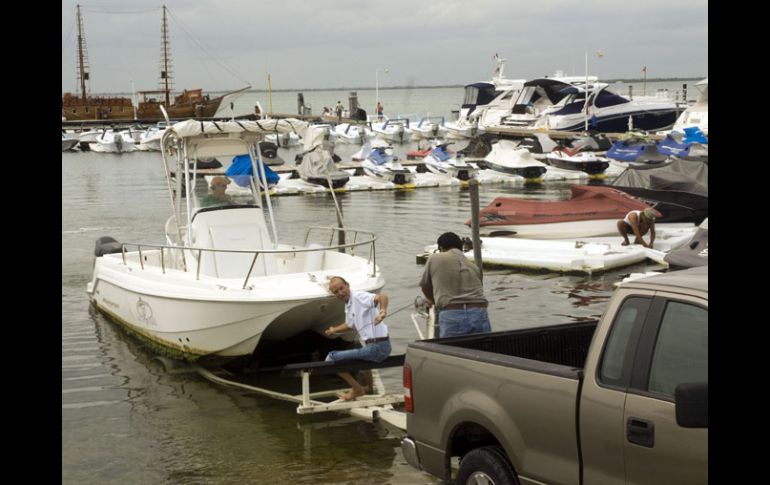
[192,172,261,210]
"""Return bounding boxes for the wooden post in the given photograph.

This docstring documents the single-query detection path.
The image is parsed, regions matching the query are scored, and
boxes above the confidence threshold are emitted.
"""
[469,179,483,278]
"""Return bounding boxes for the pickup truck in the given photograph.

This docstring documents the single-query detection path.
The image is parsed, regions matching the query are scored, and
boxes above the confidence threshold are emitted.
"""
[401,267,707,485]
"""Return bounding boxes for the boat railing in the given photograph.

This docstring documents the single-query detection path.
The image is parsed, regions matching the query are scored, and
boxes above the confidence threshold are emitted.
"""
[119,226,378,289]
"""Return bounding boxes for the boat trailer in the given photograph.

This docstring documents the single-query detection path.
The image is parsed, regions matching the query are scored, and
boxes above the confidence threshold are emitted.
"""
[193,355,406,421]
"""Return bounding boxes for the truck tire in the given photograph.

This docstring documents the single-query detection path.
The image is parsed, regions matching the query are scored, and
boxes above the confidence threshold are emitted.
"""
[456,446,519,485]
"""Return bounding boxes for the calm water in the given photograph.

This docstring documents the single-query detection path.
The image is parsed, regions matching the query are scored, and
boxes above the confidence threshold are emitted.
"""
[62,87,672,484]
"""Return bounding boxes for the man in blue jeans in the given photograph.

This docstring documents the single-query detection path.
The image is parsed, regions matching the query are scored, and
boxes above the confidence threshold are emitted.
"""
[420,232,491,337]
[324,276,391,401]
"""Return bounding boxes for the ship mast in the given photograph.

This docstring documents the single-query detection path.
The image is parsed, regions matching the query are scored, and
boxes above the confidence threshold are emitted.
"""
[75,4,90,103]
[159,5,173,107]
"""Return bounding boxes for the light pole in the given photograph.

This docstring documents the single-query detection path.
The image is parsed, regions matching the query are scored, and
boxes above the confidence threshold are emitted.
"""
[375,67,389,117]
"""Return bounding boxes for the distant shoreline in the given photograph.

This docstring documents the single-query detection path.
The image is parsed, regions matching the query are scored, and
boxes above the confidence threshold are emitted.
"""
[73,77,704,96]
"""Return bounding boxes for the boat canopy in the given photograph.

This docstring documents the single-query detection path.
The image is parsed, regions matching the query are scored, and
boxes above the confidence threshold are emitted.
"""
[462,82,498,109]
[162,119,309,158]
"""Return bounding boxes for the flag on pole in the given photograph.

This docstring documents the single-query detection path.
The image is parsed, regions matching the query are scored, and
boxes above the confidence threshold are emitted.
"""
[642,66,647,74]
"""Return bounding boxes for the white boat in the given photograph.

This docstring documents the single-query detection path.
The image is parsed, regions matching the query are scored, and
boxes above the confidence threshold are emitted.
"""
[62,132,79,151]
[89,129,136,153]
[482,141,548,180]
[422,143,478,181]
[360,141,415,186]
[410,116,448,140]
[370,117,413,144]
[672,78,708,135]
[331,123,374,144]
[87,118,385,361]
[136,122,171,151]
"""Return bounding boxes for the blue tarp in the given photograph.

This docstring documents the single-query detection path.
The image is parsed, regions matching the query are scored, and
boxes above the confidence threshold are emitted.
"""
[226,154,279,187]
[683,126,708,144]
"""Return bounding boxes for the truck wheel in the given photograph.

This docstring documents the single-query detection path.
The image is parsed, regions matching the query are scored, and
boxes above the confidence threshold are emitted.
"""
[456,446,519,485]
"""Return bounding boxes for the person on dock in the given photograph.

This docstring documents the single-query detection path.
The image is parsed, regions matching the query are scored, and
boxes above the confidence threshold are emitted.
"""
[618,208,657,248]
[324,276,391,401]
[419,232,491,337]
[200,176,233,207]
[335,101,344,123]
[376,101,384,120]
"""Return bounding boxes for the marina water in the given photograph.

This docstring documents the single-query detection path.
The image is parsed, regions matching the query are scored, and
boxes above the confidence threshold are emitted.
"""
[62,82,687,484]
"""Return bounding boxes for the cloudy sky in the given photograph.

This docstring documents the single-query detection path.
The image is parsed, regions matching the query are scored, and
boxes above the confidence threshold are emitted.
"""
[62,0,707,94]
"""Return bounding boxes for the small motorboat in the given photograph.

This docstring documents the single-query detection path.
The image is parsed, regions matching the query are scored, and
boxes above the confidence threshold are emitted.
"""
[331,123,373,144]
[472,184,658,238]
[545,145,609,175]
[62,132,79,151]
[87,118,385,363]
[482,140,548,180]
[411,116,448,140]
[90,128,136,153]
[370,117,413,144]
[360,141,415,186]
[422,143,478,181]
[295,125,349,189]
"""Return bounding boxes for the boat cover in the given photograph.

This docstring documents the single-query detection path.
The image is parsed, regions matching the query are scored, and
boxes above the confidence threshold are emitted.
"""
[296,125,349,185]
[664,224,708,269]
[612,159,708,195]
[610,159,708,223]
[485,141,548,169]
[473,185,655,227]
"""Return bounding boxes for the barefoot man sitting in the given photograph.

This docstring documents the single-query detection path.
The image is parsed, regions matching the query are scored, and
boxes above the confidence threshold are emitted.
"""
[618,207,658,248]
[324,276,391,401]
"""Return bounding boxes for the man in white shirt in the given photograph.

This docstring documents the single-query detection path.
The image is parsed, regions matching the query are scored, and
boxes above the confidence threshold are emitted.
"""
[324,276,390,401]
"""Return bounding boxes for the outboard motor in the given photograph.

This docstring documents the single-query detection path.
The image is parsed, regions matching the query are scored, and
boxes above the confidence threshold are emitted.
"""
[94,236,123,257]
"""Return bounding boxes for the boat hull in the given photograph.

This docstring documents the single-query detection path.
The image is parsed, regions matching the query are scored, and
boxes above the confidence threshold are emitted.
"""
[424,161,478,181]
[88,254,382,361]
[480,219,622,239]
[546,156,608,175]
[483,161,548,179]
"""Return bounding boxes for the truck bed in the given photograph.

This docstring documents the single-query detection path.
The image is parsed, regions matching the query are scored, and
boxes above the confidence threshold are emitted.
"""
[408,320,597,377]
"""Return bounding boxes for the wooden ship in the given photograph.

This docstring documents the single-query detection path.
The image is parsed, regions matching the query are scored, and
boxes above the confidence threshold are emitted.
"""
[135,6,248,120]
[61,5,136,121]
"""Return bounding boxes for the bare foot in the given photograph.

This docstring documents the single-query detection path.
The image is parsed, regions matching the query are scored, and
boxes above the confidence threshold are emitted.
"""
[342,388,366,401]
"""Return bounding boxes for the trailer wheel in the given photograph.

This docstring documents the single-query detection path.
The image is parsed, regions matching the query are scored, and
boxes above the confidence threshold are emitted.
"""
[456,446,519,485]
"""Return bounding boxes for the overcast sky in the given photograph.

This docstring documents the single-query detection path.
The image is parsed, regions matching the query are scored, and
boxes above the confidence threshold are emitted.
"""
[62,0,707,94]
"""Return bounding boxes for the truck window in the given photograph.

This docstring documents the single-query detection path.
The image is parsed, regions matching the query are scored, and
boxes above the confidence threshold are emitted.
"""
[647,302,708,398]
[599,297,650,388]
